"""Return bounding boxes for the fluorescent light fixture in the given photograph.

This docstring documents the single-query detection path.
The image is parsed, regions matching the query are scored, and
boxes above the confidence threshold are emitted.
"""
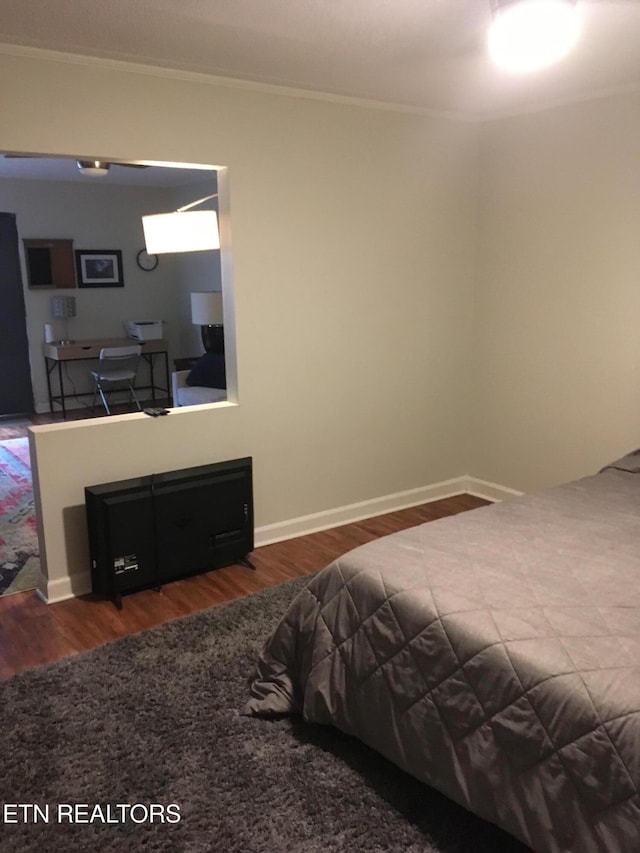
[488,0,582,73]
[142,194,220,254]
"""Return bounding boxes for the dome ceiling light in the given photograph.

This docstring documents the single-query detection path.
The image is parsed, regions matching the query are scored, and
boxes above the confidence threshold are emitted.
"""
[76,160,111,177]
[488,0,583,73]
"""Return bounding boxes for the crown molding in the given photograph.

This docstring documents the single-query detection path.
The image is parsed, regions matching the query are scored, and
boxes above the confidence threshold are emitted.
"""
[480,77,640,123]
[2,42,639,126]
[0,43,471,123]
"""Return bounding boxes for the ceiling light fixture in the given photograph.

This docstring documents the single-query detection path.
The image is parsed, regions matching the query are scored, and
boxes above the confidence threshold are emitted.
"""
[77,159,111,177]
[142,194,220,254]
[488,0,582,73]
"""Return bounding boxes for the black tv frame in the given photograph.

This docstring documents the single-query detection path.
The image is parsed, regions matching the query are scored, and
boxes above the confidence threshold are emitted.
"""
[85,456,254,608]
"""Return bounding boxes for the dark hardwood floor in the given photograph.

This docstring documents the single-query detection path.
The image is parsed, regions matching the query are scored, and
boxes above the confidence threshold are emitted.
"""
[0,398,173,440]
[0,493,489,680]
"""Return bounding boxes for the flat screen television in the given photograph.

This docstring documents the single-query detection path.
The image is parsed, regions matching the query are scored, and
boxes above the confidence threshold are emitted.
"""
[85,456,253,605]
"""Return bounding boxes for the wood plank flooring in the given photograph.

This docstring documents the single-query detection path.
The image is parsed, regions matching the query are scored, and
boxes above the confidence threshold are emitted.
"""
[0,401,173,439]
[0,493,489,680]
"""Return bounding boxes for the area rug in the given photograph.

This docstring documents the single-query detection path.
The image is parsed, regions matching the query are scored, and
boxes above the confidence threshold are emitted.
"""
[0,576,526,853]
[0,437,40,596]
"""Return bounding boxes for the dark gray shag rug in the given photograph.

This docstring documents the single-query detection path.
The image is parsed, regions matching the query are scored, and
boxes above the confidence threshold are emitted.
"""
[1,576,527,852]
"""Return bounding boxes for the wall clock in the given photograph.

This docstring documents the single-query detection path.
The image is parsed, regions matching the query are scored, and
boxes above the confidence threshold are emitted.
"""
[136,249,159,271]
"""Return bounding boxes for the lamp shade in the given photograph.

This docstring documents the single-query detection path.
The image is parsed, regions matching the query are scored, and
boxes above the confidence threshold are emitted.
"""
[191,291,223,326]
[142,210,220,254]
[50,295,77,319]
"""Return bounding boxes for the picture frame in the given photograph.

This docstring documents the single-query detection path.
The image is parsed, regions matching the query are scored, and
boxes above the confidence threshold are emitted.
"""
[75,250,124,288]
[23,238,76,289]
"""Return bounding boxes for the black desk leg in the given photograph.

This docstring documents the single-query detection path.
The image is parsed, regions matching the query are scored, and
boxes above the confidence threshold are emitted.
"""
[45,358,54,415]
[163,351,170,403]
[146,351,169,403]
[149,354,156,402]
[58,361,67,418]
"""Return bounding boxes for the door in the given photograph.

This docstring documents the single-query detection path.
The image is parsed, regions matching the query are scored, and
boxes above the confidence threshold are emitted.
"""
[0,212,34,415]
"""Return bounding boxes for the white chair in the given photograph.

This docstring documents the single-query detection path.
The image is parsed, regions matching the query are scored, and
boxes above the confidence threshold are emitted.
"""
[91,345,142,415]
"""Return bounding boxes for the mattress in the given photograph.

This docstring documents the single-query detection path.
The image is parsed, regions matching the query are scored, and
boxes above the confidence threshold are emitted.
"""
[246,453,640,852]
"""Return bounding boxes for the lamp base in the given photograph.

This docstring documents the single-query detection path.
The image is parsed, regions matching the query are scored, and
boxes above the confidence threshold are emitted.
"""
[200,324,224,354]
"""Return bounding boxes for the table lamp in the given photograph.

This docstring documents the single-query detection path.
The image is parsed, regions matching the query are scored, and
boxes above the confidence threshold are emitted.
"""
[50,295,77,344]
[191,291,223,353]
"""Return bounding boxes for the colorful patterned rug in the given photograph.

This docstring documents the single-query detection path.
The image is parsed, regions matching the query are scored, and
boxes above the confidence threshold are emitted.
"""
[0,438,40,596]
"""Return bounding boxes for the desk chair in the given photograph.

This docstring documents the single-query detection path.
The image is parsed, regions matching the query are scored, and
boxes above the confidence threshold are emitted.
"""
[91,345,142,415]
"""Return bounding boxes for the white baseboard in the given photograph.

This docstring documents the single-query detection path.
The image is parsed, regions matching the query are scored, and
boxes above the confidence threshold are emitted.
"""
[40,474,523,602]
[460,476,523,503]
[254,475,521,548]
[40,571,92,604]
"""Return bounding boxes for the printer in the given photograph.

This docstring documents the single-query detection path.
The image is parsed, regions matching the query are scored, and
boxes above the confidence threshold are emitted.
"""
[125,321,164,341]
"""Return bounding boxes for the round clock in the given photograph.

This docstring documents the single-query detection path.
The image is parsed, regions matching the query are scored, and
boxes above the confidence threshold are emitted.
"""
[136,249,159,271]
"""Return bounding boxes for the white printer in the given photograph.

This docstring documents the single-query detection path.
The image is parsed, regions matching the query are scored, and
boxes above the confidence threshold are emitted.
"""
[125,321,164,341]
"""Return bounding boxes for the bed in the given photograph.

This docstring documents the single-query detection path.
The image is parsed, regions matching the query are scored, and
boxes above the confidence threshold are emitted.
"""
[246,452,640,852]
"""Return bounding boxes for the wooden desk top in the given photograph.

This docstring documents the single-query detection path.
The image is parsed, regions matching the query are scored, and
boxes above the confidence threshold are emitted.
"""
[44,338,169,360]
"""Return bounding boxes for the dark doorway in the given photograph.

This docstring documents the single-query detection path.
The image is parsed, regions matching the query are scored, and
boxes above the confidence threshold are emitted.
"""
[0,212,34,416]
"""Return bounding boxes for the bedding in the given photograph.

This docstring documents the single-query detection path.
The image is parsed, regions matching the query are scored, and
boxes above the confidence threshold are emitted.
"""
[246,453,640,852]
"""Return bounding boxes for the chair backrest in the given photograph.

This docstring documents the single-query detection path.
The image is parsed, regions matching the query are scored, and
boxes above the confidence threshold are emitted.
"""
[97,345,141,377]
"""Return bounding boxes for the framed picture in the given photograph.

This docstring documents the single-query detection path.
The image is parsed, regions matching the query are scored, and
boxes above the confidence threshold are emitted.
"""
[75,250,124,288]
[23,238,76,289]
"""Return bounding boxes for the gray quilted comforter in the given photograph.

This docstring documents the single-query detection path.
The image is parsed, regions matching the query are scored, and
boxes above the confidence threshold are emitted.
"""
[246,454,640,852]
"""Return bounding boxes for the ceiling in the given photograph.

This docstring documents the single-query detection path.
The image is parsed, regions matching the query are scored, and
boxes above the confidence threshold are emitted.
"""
[0,0,639,119]
[0,155,217,187]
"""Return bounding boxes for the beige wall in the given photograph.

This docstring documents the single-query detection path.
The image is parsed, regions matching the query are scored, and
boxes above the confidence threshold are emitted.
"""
[474,91,640,491]
[0,50,478,599]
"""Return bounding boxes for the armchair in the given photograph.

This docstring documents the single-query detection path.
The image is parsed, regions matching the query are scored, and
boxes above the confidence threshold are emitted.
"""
[171,370,226,407]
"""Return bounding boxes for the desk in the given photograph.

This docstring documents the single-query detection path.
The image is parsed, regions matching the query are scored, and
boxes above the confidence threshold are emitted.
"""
[44,338,170,418]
